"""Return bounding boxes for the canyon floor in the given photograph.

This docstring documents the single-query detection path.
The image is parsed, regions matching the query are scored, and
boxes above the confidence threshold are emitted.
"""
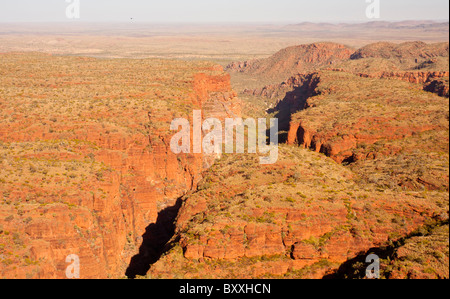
[0,22,449,279]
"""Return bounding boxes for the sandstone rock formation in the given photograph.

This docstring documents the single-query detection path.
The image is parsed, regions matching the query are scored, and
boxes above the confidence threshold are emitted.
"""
[0,53,240,279]
[282,71,449,190]
[144,42,448,279]
[1,40,449,280]
[234,42,448,193]
[226,42,354,82]
[356,71,449,86]
[146,147,449,279]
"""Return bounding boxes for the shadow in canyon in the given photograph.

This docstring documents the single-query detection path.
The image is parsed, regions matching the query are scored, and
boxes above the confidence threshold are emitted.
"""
[323,219,449,279]
[125,197,183,279]
[266,74,320,144]
[322,245,396,279]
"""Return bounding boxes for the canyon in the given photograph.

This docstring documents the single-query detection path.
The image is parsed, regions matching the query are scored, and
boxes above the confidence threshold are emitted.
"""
[0,53,240,278]
[0,39,449,279]
[146,41,448,279]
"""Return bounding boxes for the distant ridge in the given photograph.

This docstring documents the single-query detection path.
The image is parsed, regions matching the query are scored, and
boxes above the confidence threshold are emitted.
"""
[351,41,449,60]
[284,20,449,31]
[227,41,449,83]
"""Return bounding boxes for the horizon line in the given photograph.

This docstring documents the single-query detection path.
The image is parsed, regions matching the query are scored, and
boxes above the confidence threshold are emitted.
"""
[0,19,448,25]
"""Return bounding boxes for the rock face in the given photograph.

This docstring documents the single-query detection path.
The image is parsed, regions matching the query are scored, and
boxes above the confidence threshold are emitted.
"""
[226,43,354,81]
[280,70,449,191]
[146,147,449,279]
[244,73,320,100]
[357,71,449,85]
[233,42,448,193]
[0,53,240,279]
[234,41,449,99]
[1,41,449,280]
[147,41,449,279]
[234,41,448,193]
[356,71,449,98]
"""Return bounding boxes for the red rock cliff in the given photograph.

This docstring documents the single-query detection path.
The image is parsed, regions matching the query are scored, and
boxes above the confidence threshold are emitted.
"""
[0,54,240,279]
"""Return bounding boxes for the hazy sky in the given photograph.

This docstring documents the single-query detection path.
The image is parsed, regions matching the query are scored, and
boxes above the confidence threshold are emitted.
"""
[0,0,448,23]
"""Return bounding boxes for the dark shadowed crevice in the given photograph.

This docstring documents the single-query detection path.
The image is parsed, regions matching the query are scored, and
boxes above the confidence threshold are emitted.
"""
[341,155,356,166]
[266,74,321,144]
[322,245,396,279]
[125,197,183,279]
[322,219,449,279]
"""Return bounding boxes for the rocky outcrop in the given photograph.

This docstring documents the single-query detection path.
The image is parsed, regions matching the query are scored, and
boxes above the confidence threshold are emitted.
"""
[357,71,449,85]
[232,41,449,99]
[288,117,439,163]
[0,54,241,279]
[146,41,449,279]
[243,73,320,100]
[246,70,449,101]
[226,43,354,81]
[276,69,449,191]
[146,147,449,279]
